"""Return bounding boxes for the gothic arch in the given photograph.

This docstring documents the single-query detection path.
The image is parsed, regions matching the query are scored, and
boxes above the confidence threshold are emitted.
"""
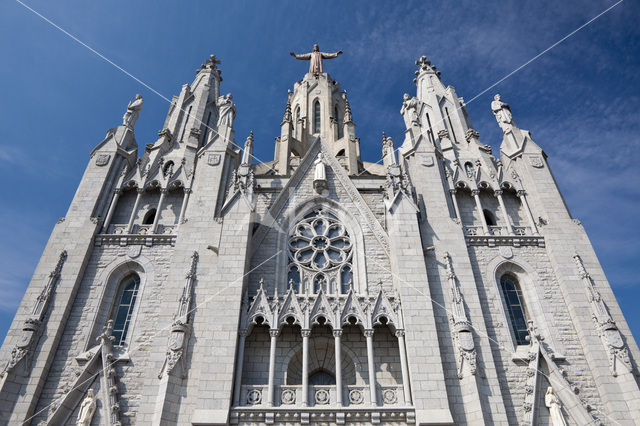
[280,336,363,386]
[485,255,563,353]
[83,254,155,351]
[275,196,367,295]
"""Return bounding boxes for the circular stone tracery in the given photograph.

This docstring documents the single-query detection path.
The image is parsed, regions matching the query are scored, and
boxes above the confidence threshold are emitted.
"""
[288,209,352,272]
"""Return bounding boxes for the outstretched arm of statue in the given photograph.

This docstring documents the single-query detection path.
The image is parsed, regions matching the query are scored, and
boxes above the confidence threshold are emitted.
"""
[321,50,343,59]
[290,52,311,60]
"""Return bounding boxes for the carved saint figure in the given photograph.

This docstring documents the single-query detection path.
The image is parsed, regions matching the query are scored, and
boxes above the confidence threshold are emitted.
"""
[77,389,97,426]
[491,94,514,133]
[544,387,567,426]
[122,94,144,129]
[400,93,421,128]
[290,44,343,74]
[313,153,327,193]
[216,94,236,128]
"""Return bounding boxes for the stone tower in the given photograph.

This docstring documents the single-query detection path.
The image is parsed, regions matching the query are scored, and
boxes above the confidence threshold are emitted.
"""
[0,51,638,426]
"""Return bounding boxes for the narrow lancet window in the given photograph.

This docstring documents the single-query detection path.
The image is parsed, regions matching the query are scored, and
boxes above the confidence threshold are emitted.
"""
[499,274,528,345]
[313,100,321,133]
[112,274,141,346]
[143,209,156,225]
[483,209,496,226]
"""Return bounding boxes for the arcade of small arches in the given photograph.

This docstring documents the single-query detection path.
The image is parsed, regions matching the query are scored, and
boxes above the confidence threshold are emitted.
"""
[233,280,412,409]
[448,170,540,238]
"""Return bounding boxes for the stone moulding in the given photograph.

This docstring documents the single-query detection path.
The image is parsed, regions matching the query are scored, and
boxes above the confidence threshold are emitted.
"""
[0,250,67,384]
[573,253,635,377]
[229,407,417,425]
[94,234,176,247]
[465,234,545,248]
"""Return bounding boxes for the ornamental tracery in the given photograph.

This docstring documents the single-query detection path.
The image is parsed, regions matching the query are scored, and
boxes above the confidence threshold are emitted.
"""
[288,208,353,294]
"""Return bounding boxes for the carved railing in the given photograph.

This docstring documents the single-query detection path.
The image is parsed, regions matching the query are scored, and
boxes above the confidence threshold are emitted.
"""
[237,384,403,408]
[96,223,177,246]
[462,225,543,247]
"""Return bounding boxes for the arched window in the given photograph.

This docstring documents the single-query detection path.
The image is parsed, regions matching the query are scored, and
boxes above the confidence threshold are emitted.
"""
[313,100,321,134]
[288,265,301,293]
[336,149,345,157]
[464,162,474,178]
[143,209,156,225]
[340,265,353,293]
[288,207,353,294]
[162,161,174,177]
[309,369,336,386]
[295,105,300,122]
[499,274,528,345]
[111,274,141,346]
[483,209,496,226]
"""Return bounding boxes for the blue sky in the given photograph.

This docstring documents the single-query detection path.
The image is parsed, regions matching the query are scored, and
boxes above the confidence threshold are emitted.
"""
[0,1,638,343]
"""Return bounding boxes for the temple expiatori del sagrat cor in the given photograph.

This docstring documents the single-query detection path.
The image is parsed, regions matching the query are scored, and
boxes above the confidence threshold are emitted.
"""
[1,47,639,425]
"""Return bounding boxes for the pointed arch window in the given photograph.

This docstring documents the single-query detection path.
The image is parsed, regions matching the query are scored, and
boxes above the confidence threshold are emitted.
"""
[143,209,156,225]
[313,100,321,134]
[288,208,353,294]
[499,274,529,345]
[464,162,474,178]
[295,105,300,122]
[309,369,336,386]
[483,209,496,226]
[111,274,141,346]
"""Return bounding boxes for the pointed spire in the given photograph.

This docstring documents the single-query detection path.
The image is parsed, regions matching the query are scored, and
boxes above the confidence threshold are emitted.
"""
[343,91,353,123]
[415,55,441,78]
[241,131,253,166]
[282,92,292,124]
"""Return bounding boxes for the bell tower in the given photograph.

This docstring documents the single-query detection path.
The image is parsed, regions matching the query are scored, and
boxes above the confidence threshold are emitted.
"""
[273,45,361,175]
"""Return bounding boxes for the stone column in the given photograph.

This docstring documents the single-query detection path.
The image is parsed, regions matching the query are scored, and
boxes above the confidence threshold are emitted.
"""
[333,329,343,406]
[177,188,192,225]
[232,330,247,406]
[494,190,515,235]
[101,188,121,233]
[301,329,311,406]
[126,188,144,234]
[151,188,167,234]
[471,189,490,235]
[267,329,279,406]
[364,329,377,405]
[449,189,462,223]
[396,330,412,405]
[517,190,539,235]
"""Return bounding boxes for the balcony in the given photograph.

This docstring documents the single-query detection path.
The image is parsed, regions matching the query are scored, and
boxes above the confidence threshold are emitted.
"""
[95,223,176,246]
[232,384,413,424]
[463,225,544,247]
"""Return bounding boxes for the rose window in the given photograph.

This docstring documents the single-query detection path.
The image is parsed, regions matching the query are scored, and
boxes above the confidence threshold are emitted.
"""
[288,208,353,293]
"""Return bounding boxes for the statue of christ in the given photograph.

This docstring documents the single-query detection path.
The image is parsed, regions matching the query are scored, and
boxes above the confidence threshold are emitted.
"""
[290,44,343,74]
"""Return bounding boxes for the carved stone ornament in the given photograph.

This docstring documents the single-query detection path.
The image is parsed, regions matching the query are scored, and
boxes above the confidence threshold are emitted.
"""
[529,155,544,168]
[207,153,221,166]
[499,246,513,259]
[76,389,97,426]
[382,389,398,404]
[281,388,296,404]
[247,389,262,405]
[95,154,111,166]
[314,388,330,405]
[349,388,364,404]
[422,155,434,167]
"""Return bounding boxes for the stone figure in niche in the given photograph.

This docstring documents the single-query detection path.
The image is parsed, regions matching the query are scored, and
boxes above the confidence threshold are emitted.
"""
[491,94,514,133]
[122,94,144,129]
[77,389,97,426]
[400,93,421,128]
[290,44,343,74]
[216,93,236,128]
[544,387,567,426]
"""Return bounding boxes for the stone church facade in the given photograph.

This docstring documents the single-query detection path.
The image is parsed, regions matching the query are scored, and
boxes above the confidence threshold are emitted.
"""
[0,51,639,425]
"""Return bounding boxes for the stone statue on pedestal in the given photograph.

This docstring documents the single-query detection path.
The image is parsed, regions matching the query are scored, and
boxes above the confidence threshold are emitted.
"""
[216,94,236,128]
[400,93,421,128]
[290,44,343,74]
[122,94,144,129]
[77,389,97,426]
[491,94,514,133]
[544,387,567,426]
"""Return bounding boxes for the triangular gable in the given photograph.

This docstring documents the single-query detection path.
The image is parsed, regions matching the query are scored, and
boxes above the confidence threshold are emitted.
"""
[372,288,398,330]
[251,137,390,256]
[246,281,273,329]
[277,287,304,328]
[309,290,336,328]
[340,289,369,329]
